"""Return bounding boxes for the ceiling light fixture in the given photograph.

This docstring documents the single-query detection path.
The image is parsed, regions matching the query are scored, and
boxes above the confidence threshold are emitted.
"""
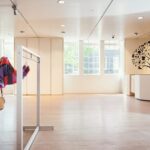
[138,16,143,20]
[10,0,38,37]
[60,24,65,27]
[134,32,138,36]
[57,0,65,4]
[112,34,115,39]
[12,4,18,15]
[61,31,66,34]
[20,30,25,33]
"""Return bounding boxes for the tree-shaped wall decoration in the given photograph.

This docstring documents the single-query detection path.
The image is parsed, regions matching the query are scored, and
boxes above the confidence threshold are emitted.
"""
[132,41,150,69]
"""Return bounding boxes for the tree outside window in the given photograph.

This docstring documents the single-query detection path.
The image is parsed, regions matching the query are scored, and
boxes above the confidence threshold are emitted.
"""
[64,42,79,75]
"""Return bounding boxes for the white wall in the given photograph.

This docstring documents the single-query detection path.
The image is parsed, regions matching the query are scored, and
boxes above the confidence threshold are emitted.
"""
[39,38,51,94]
[26,38,39,94]
[64,75,122,93]
[15,37,63,95]
[51,38,64,94]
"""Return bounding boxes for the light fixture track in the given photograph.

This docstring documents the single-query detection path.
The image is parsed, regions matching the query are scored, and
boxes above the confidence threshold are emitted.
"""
[17,10,39,37]
[87,0,114,40]
[9,0,39,37]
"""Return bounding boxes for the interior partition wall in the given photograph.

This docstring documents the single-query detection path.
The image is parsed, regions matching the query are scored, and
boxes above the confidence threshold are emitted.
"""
[15,37,64,95]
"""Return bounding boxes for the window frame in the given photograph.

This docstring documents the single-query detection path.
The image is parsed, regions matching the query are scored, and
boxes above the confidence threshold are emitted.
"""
[82,42,100,75]
[64,42,80,76]
[64,40,123,76]
[104,40,121,75]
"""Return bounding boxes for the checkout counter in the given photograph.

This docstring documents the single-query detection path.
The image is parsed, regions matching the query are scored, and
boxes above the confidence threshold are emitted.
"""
[126,74,150,100]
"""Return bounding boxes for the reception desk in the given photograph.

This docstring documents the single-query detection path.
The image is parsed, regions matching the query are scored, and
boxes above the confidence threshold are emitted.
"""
[126,74,150,100]
[134,75,150,100]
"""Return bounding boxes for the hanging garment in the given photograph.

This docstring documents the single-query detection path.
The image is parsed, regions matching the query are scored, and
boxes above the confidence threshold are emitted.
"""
[0,57,30,88]
[0,89,5,110]
[3,63,17,86]
[23,65,30,78]
[0,57,30,111]
[0,57,17,87]
[0,67,4,88]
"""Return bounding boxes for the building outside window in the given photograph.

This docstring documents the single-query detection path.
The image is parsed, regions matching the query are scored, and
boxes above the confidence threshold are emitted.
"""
[3,40,14,65]
[64,40,122,75]
[64,42,79,75]
[83,42,100,75]
[104,40,120,74]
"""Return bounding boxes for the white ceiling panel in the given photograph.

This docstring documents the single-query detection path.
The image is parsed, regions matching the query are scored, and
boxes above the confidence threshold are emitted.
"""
[106,0,150,16]
[13,0,150,40]
[0,0,10,5]
[17,0,110,19]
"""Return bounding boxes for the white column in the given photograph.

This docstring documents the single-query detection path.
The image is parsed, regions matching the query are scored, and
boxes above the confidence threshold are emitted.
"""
[16,46,23,150]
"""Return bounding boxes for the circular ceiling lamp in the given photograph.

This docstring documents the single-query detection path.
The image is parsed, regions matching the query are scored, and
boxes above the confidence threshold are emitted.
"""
[57,0,65,4]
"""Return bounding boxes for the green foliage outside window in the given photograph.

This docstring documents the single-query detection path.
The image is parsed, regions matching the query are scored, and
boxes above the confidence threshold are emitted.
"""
[64,43,79,75]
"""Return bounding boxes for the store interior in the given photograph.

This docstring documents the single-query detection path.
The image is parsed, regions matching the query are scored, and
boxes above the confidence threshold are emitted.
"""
[1,0,150,150]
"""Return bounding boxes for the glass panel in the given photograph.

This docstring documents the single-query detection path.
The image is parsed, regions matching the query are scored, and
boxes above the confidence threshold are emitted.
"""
[104,41,120,74]
[64,42,79,75]
[3,40,14,65]
[83,43,100,75]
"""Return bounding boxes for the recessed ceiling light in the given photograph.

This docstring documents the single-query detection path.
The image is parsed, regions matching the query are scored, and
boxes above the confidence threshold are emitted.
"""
[134,32,138,36]
[60,24,65,27]
[138,16,143,20]
[20,30,25,33]
[57,0,65,4]
[61,31,66,34]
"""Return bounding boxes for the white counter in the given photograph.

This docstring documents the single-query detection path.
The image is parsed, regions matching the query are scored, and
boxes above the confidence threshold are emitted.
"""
[134,75,150,100]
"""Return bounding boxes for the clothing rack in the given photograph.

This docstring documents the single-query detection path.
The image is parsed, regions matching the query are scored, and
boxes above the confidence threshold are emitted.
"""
[16,46,53,150]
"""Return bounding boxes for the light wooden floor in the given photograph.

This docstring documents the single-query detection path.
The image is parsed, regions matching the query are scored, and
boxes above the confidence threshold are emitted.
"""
[1,94,150,150]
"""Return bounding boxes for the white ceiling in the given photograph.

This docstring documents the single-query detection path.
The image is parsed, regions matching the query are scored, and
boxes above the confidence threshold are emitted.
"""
[1,0,150,41]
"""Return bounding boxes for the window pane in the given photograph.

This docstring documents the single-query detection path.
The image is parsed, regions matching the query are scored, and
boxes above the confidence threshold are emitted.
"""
[64,42,79,75]
[104,40,120,74]
[3,41,14,65]
[83,43,100,75]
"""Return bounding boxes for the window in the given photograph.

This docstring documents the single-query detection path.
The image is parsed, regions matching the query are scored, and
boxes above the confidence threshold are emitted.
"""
[0,39,14,65]
[0,39,3,57]
[64,42,79,75]
[3,41,14,65]
[64,40,122,75]
[104,40,120,74]
[83,43,100,74]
